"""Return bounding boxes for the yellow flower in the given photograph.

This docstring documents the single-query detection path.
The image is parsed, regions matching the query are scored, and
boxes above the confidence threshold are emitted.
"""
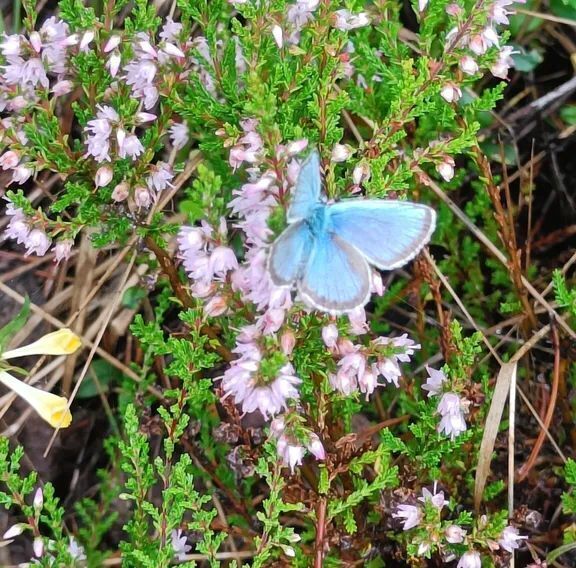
[0,371,72,428]
[2,329,81,359]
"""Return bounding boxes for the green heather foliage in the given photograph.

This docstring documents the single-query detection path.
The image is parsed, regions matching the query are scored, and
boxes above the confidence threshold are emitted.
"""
[0,0,574,566]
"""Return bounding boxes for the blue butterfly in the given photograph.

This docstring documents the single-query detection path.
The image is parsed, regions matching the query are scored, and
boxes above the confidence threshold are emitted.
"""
[267,150,437,314]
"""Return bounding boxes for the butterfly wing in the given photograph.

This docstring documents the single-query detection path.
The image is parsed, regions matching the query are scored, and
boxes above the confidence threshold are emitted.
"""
[268,220,312,286]
[328,200,436,270]
[298,232,371,314]
[287,150,322,223]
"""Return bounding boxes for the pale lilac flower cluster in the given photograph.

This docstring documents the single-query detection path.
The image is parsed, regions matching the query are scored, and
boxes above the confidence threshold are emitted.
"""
[423,366,469,440]
[269,415,325,472]
[3,197,73,261]
[328,333,420,398]
[83,105,144,162]
[178,219,238,316]
[440,0,525,103]
[220,326,302,418]
[392,483,448,531]
[0,17,76,111]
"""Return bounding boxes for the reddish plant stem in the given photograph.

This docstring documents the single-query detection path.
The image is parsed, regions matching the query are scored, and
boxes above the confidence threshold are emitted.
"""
[144,236,233,362]
[516,319,561,482]
[314,498,327,568]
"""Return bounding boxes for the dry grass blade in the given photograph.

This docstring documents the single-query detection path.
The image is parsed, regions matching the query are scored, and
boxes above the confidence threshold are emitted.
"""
[474,361,517,511]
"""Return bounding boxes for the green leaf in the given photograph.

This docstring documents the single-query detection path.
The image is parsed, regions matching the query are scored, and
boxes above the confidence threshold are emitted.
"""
[0,298,30,354]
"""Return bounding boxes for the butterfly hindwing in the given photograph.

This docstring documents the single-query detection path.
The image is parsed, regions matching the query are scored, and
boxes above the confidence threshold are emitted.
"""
[328,200,436,270]
[298,231,371,314]
[268,220,313,286]
[287,150,322,222]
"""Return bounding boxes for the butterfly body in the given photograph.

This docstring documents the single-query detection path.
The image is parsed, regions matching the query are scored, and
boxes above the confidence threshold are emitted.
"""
[268,150,436,314]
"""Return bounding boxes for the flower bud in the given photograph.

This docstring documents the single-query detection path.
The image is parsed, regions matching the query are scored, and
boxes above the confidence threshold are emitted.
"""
[280,330,296,356]
[440,83,462,103]
[79,31,94,50]
[29,32,42,53]
[459,56,479,75]
[111,181,130,202]
[436,156,455,182]
[104,35,121,52]
[33,488,44,512]
[445,525,466,544]
[352,162,371,185]
[134,186,151,209]
[331,143,353,162]
[272,25,283,48]
[33,537,43,557]
[322,324,338,348]
[3,524,27,540]
[95,165,113,187]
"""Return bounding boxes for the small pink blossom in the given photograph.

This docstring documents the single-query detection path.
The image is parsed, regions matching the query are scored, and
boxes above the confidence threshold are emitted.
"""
[0,151,20,170]
[333,10,371,30]
[436,156,455,182]
[418,482,448,510]
[459,56,479,75]
[11,165,33,185]
[24,228,51,256]
[422,366,446,397]
[95,165,113,187]
[446,525,466,544]
[440,83,462,103]
[499,525,527,553]
[457,551,481,568]
[331,143,353,162]
[53,239,73,263]
[393,504,422,530]
[146,162,174,192]
[322,324,338,348]
[134,186,152,209]
[170,529,191,561]
[111,182,129,202]
[491,46,516,79]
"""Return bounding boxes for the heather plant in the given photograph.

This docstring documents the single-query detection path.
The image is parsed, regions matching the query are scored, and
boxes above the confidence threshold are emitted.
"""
[0,0,573,566]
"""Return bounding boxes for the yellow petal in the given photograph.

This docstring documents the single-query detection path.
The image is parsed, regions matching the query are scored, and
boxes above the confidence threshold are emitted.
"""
[3,329,81,360]
[0,372,72,428]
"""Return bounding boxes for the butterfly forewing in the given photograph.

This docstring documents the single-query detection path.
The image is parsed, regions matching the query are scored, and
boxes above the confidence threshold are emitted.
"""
[328,201,436,270]
[268,220,313,286]
[298,232,371,314]
[287,150,322,223]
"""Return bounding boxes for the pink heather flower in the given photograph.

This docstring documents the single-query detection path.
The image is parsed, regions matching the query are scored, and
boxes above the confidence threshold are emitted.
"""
[119,134,144,160]
[24,228,51,256]
[106,51,122,77]
[457,551,481,568]
[307,433,326,460]
[422,366,446,397]
[272,25,284,48]
[437,393,468,440]
[33,537,44,558]
[53,239,73,263]
[446,525,467,544]
[124,40,159,109]
[221,342,301,418]
[68,537,86,561]
[136,112,156,124]
[204,296,228,317]
[4,209,30,244]
[209,246,239,278]
[276,436,306,472]
[490,0,526,26]
[163,42,185,58]
[84,105,119,162]
[499,526,527,553]
[3,524,25,539]
[33,488,43,511]
[170,529,191,561]
[331,143,353,162]
[0,151,20,170]
[10,164,32,184]
[459,56,479,75]
[280,330,296,356]
[134,186,152,209]
[256,308,286,335]
[491,46,516,79]
[285,138,309,156]
[352,162,371,185]
[446,3,463,16]
[436,156,455,181]
[95,165,113,187]
[418,482,449,510]
[111,182,129,202]
[333,10,371,30]
[348,307,368,335]
[322,324,338,348]
[440,83,462,103]
[170,123,189,150]
[371,271,384,296]
[146,162,174,191]
[418,0,428,11]
[79,30,94,50]
[104,35,121,52]
[160,17,183,43]
[286,0,319,44]
[393,504,422,530]
[51,79,73,96]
